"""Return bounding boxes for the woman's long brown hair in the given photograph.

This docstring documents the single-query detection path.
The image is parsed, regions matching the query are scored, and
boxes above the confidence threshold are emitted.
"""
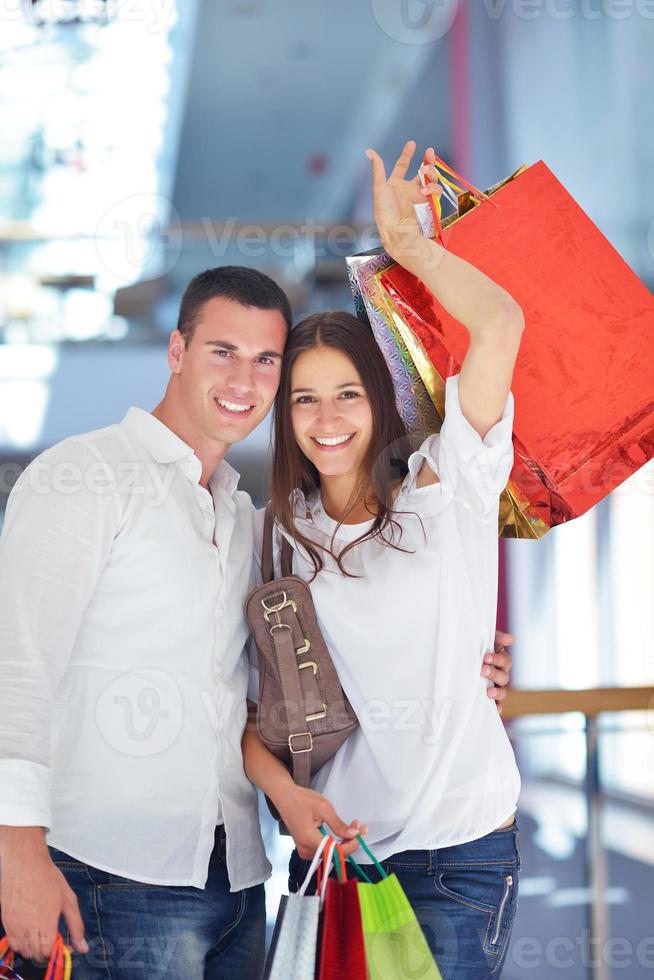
[271,311,414,577]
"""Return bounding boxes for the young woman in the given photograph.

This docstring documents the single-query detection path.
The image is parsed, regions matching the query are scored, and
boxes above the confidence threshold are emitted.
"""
[243,142,525,979]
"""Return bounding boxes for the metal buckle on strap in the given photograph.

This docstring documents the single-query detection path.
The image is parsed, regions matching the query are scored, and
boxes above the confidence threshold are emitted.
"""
[306,704,327,722]
[288,732,313,754]
[261,591,297,621]
[270,623,292,635]
[262,592,310,655]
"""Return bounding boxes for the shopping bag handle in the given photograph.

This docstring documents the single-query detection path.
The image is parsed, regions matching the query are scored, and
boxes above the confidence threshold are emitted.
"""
[318,840,347,890]
[318,825,380,883]
[422,151,498,246]
[317,838,338,907]
[297,833,333,896]
[0,933,72,979]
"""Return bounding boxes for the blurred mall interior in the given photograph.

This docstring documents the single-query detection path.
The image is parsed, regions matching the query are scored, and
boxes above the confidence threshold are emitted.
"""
[0,1,653,977]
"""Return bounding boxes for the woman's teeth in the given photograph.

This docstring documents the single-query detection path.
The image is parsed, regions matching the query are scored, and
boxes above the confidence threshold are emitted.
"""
[216,398,253,414]
[313,433,354,447]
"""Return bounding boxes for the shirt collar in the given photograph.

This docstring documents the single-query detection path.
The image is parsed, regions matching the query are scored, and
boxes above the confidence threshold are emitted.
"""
[120,408,241,496]
[290,487,315,523]
[121,407,195,464]
[209,458,240,497]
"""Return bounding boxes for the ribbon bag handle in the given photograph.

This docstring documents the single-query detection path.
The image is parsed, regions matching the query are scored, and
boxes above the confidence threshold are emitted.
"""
[0,933,72,980]
[297,833,333,896]
[420,152,498,246]
[318,824,377,884]
[317,839,347,894]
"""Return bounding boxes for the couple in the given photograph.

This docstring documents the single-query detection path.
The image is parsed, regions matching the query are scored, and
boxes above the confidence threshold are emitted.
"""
[0,142,524,979]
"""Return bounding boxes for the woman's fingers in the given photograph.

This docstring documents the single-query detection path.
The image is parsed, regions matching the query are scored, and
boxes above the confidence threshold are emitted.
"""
[321,803,362,842]
[488,648,513,677]
[366,148,387,198]
[485,647,513,674]
[390,140,417,180]
[482,660,510,684]
[340,837,363,858]
[419,182,444,197]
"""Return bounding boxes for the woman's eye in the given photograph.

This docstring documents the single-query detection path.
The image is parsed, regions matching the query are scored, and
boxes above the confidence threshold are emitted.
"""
[339,390,360,399]
[294,396,315,405]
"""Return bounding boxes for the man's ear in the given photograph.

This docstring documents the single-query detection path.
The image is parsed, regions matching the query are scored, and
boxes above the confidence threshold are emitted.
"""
[168,329,186,374]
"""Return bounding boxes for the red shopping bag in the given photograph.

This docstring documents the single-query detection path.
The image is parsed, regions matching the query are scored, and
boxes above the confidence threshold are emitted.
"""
[376,159,654,536]
[316,843,367,980]
[0,934,72,979]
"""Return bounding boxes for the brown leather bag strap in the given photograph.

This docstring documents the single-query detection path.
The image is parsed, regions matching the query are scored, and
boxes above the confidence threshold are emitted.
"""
[262,504,294,582]
[270,625,312,787]
[261,505,274,584]
[280,533,293,578]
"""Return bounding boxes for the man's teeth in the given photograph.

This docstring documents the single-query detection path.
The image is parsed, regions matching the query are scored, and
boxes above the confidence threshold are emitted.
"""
[314,434,354,447]
[217,398,252,413]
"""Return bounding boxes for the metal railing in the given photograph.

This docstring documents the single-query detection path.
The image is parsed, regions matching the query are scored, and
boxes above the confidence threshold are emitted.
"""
[503,687,654,980]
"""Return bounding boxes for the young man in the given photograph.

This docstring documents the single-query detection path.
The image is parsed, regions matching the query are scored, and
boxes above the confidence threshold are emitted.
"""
[0,266,514,979]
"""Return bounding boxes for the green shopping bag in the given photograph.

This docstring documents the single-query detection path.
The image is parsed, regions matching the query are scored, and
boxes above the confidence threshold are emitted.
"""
[354,837,443,980]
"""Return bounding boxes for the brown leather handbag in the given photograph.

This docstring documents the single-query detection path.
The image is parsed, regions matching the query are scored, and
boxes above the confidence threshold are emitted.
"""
[245,506,358,795]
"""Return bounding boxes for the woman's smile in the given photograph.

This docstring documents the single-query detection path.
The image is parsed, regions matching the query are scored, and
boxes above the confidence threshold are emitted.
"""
[310,432,356,449]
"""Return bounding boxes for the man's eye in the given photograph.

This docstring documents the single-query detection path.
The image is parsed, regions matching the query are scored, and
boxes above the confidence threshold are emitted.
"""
[258,356,274,366]
[214,349,232,358]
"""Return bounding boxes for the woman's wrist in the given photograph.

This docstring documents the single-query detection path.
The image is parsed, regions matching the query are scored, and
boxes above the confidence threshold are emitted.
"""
[266,771,297,810]
[386,234,445,279]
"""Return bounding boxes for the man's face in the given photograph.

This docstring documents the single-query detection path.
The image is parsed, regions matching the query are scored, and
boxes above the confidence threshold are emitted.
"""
[171,296,287,448]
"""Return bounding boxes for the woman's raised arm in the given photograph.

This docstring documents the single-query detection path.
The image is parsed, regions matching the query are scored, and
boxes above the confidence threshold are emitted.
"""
[367,141,524,440]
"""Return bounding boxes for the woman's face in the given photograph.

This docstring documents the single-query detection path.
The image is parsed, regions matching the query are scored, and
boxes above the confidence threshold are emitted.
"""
[290,345,373,480]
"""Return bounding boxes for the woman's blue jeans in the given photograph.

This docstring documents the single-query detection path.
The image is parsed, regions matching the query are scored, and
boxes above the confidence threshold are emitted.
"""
[288,817,522,979]
[46,826,266,979]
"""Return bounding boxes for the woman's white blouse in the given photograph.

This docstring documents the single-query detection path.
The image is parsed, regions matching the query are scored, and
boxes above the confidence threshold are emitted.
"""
[251,373,521,863]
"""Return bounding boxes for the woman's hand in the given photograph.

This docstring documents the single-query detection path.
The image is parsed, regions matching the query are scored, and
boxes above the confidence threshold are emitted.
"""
[271,783,368,860]
[483,630,514,715]
[366,141,443,272]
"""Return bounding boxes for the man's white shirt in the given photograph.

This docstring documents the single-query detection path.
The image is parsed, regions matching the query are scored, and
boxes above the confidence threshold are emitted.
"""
[0,408,270,890]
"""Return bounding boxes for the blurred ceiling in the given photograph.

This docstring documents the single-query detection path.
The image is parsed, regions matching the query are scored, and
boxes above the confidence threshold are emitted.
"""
[172,0,453,225]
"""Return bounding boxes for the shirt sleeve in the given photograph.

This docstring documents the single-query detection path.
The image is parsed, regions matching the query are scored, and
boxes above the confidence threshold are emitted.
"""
[408,373,514,519]
[0,438,120,827]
